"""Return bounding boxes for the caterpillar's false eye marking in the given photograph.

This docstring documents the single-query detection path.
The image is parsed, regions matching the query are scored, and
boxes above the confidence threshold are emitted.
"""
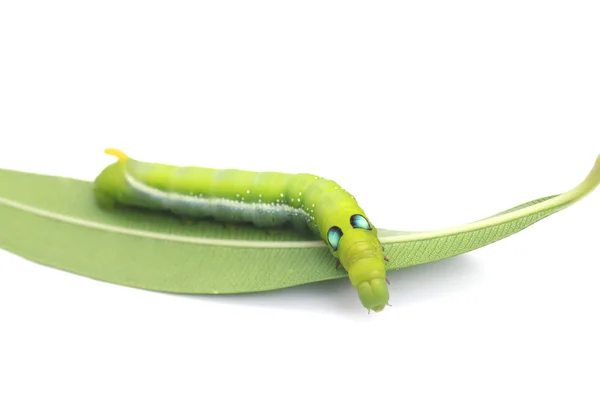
[327,226,343,251]
[350,214,371,230]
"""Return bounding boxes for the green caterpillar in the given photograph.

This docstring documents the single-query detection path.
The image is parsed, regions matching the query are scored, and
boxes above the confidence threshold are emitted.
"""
[94,148,390,312]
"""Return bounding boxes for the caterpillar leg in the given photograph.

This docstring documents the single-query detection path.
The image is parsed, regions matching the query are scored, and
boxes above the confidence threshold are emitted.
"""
[179,216,197,225]
[221,222,239,230]
[381,245,390,262]
[93,188,117,209]
[335,259,341,270]
[384,254,390,284]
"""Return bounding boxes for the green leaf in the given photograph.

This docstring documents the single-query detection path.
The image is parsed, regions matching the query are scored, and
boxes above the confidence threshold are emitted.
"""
[0,155,599,295]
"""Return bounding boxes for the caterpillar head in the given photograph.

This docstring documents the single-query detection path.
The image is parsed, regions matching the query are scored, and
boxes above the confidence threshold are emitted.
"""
[349,258,389,312]
[326,214,389,312]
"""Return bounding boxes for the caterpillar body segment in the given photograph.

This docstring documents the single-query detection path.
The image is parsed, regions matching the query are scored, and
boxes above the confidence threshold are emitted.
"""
[94,149,389,312]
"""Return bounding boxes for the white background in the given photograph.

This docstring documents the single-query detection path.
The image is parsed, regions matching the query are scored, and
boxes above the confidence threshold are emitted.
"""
[1,1,599,399]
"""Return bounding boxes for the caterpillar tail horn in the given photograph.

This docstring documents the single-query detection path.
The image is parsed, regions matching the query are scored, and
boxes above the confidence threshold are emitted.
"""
[104,148,129,163]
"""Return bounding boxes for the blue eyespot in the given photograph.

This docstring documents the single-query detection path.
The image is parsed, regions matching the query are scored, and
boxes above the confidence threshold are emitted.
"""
[327,226,343,251]
[350,214,372,230]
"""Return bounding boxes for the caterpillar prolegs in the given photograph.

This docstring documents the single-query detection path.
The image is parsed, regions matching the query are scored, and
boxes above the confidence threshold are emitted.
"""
[94,149,390,312]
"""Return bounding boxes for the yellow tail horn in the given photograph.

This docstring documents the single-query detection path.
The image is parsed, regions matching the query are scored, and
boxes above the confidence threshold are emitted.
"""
[104,148,129,163]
